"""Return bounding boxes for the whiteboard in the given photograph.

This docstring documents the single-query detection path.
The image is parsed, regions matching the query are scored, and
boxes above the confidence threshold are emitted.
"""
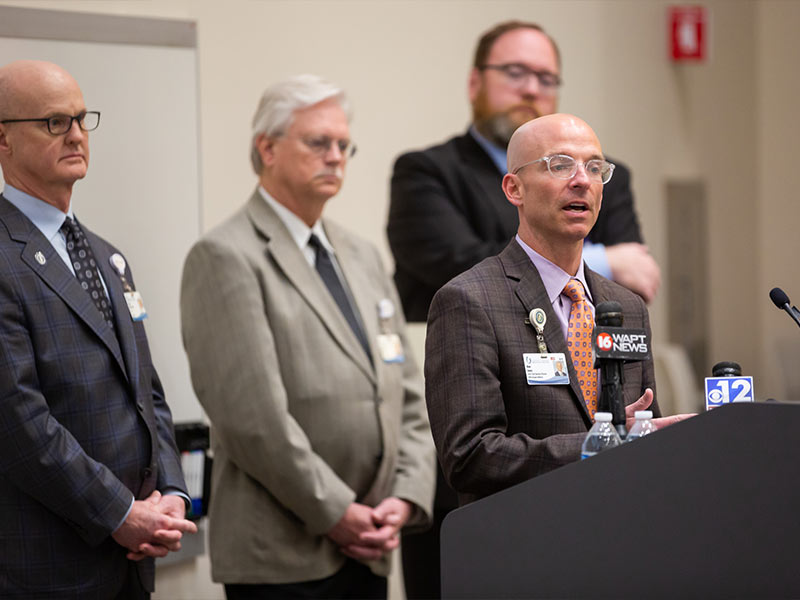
[0,13,204,422]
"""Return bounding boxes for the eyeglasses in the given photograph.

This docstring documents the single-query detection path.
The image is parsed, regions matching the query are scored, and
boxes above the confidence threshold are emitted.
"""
[479,63,561,95]
[0,111,100,135]
[301,135,356,159]
[513,154,615,185]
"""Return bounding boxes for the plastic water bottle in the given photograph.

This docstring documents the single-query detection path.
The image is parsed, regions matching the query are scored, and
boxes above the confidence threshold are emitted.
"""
[626,410,656,442]
[581,412,621,459]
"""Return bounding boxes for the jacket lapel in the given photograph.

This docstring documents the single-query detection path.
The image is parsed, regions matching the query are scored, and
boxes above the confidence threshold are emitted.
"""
[584,267,612,308]
[245,193,376,383]
[500,241,593,423]
[87,227,139,391]
[0,199,128,382]
[324,222,378,372]
[456,131,514,224]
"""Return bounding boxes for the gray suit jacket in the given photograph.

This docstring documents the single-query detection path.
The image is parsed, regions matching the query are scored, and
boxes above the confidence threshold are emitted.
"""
[0,195,187,599]
[425,240,658,505]
[180,191,435,584]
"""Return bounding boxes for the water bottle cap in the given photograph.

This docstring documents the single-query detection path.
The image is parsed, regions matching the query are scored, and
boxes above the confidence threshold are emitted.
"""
[595,412,612,422]
[634,410,653,419]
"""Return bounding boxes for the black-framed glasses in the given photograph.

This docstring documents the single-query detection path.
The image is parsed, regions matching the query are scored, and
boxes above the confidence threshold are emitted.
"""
[479,63,561,95]
[513,154,615,185]
[301,135,356,159]
[0,111,100,135]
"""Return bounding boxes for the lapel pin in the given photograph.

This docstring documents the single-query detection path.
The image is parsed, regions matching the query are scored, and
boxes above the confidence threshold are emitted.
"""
[34,251,46,265]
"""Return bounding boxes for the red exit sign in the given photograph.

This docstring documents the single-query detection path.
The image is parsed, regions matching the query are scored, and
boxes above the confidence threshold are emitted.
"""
[669,6,708,62]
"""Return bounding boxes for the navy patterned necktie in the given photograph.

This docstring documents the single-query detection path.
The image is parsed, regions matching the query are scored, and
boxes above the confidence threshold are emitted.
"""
[308,234,371,361]
[60,216,115,331]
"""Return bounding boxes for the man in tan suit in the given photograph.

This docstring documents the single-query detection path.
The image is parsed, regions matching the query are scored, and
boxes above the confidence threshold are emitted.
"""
[180,75,435,599]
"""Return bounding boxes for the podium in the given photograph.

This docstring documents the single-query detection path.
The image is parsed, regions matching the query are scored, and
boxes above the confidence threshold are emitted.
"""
[441,403,800,599]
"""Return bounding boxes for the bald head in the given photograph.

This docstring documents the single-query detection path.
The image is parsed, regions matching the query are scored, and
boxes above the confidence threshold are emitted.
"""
[507,114,602,174]
[0,60,90,212]
[0,60,83,120]
[501,113,605,273]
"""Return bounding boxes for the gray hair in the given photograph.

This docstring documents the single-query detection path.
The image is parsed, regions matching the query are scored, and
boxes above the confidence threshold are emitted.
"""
[250,74,351,174]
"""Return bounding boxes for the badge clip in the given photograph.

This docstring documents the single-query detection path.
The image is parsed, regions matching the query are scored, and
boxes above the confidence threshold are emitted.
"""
[109,253,148,321]
[376,298,404,363]
[527,308,548,353]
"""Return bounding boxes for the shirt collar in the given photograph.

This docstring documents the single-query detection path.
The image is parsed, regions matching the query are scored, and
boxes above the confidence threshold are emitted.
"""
[469,124,508,174]
[2,184,73,240]
[257,186,334,254]
[515,234,593,304]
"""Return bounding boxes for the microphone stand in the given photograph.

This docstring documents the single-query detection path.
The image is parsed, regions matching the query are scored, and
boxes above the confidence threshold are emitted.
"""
[594,301,628,440]
[783,304,800,329]
[597,358,627,440]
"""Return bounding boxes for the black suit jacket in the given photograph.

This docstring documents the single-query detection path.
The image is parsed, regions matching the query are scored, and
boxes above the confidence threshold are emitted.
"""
[0,195,187,599]
[425,241,658,505]
[388,129,643,322]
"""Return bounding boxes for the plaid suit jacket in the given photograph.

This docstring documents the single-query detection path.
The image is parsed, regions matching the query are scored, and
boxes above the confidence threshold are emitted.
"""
[425,240,658,505]
[0,196,187,599]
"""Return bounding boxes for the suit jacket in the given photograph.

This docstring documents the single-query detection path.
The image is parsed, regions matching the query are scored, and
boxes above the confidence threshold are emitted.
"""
[425,241,658,506]
[0,195,187,599]
[388,129,643,322]
[180,191,435,584]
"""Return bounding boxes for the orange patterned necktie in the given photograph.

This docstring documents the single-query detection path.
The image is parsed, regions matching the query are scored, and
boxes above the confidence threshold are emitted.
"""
[563,279,598,419]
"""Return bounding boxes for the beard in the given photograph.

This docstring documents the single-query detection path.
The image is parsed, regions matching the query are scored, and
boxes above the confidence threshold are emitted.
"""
[474,113,521,148]
[472,88,545,148]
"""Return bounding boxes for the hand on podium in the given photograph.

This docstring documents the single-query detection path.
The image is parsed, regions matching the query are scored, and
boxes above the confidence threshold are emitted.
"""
[625,388,695,431]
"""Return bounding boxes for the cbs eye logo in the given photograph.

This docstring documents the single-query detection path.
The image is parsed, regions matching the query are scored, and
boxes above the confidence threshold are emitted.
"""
[707,388,725,404]
[596,332,613,351]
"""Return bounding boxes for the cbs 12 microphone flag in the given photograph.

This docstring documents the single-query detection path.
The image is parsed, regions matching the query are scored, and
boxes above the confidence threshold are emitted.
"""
[704,376,754,410]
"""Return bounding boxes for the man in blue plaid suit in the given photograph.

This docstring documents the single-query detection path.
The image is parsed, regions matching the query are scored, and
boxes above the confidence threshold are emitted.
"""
[0,60,196,599]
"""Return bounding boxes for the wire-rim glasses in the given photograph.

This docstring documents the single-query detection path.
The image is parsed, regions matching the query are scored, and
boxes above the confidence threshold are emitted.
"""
[513,154,615,185]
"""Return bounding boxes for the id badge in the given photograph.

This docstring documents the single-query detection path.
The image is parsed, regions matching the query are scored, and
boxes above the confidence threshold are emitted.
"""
[124,290,148,321]
[377,333,405,363]
[523,352,569,385]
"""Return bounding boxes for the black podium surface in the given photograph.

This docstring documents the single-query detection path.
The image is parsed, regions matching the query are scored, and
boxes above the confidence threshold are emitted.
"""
[440,403,800,599]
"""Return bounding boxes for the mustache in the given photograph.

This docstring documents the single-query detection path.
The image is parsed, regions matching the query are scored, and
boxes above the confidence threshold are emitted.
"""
[314,168,343,179]
[506,102,543,119]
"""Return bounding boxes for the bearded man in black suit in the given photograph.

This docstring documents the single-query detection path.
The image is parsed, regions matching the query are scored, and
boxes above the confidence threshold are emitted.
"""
[388,20,661,323]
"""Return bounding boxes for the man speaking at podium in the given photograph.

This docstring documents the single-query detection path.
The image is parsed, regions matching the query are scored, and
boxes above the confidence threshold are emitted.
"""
[425,114,685,505]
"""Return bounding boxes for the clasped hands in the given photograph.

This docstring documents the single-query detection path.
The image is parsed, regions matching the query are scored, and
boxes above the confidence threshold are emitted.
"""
[327,497,411,562]
[112,490,198,561]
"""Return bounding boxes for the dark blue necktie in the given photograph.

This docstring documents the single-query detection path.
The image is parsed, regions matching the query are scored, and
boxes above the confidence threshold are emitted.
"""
[60,216,115,331]
[308,234,371,361]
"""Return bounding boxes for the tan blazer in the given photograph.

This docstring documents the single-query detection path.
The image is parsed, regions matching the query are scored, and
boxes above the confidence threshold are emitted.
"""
[180,192,435,584]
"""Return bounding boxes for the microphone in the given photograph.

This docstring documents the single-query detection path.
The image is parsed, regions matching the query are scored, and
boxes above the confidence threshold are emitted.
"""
[711,361,742,377]
[769,287,800,329]
[705,361,755,408]
[592,301,651,439]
